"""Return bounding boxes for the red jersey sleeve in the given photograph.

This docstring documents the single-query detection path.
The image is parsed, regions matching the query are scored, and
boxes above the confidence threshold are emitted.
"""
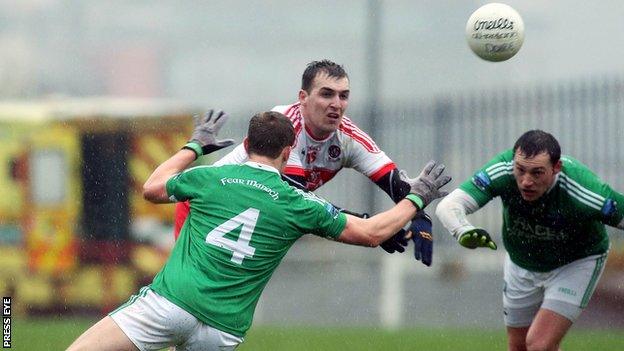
[173,201,191,240]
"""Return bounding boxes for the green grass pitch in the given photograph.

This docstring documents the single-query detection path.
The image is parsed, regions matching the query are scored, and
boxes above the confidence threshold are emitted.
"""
[15,317,624,350]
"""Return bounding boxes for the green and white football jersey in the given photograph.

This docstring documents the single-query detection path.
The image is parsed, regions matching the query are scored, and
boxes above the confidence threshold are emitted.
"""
[460,149,624,272]
[151,161,347,337]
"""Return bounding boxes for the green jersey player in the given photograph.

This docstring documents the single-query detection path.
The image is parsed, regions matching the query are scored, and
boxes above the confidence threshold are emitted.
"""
[435,130,624,351]
[68,110,451,351]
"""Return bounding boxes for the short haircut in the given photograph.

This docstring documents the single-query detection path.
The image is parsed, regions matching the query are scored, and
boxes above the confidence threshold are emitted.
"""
[513,130,561,165]
[301,59,348,93]
[247,111,295,159]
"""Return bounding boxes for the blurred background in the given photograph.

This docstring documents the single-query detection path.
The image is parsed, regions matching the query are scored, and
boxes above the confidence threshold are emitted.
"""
[0,0,623,349]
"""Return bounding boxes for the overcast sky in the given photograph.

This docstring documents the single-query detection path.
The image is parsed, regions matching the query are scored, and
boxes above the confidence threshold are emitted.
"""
[0,1,621,109]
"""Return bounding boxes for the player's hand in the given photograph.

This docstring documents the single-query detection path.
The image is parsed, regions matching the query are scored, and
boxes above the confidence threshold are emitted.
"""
[457,228,497,250]
[408,212,433,266]
[340,208,408,254]
[189,109,235,155]
[400,160,452,209]
[380,228,409,254]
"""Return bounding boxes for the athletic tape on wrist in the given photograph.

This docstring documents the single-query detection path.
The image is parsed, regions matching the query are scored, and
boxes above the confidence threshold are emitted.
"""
[405,194,424,209]
[182,142,203,159]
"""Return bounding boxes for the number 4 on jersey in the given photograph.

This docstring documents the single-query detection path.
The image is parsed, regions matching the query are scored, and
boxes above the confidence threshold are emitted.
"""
[205,208,258,264]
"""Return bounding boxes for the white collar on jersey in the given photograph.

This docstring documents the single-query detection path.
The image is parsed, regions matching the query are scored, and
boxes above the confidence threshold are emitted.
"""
[244,161,280,175]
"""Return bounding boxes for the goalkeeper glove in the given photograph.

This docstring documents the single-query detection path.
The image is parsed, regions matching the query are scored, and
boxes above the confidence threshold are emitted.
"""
[408,212,433,266]
[457,228,497,250]
[183,109,235,159]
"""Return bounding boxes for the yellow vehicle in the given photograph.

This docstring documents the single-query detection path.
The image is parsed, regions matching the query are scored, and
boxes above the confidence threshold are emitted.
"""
[0,97,199,314]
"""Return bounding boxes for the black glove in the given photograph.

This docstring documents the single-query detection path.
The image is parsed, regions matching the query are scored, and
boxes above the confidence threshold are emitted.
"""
[408,213,433,266]
[380,229,410,254]
[183,109,235,158]
[399,161,452,209]
[339,208,409,254]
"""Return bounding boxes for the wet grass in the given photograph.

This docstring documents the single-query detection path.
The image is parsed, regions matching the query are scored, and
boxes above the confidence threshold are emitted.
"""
[14,317,624,350]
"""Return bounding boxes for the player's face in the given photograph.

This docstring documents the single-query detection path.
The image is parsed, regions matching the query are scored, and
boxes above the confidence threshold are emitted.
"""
[512,150,561,202]
[299,72,350,139]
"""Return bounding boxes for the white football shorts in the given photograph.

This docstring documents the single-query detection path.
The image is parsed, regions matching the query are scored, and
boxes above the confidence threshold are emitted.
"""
[502,252,607,327]
[110,286,243,351]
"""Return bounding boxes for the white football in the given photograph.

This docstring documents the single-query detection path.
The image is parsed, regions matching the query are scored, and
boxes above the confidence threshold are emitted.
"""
[465,3,524,62]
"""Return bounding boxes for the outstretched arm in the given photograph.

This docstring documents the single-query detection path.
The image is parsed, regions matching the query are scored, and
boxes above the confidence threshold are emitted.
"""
[435,188,497,250]
[338,200,417,246]
[338,161,451,247]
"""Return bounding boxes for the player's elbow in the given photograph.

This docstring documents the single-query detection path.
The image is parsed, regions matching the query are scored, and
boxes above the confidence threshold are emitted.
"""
[143,186,157,203]
[348,234,380,248]
[143,182,165,203]
[366,232,386,247]
[356,225,386,247]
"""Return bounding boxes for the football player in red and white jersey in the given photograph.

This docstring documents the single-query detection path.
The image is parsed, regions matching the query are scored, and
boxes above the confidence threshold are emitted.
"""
[173,60,435,264]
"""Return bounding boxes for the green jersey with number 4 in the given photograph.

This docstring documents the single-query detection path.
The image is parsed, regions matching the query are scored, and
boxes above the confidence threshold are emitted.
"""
[151,162,347,337]
[460,149,624,272]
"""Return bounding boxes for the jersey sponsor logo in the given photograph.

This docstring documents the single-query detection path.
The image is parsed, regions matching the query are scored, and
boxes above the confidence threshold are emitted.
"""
[307,170,322,190]
[327,145,341,161]
[305,145,320,164]
[508,217,566,241]
[472,171,491,191]
[304,168,339,191]
[220,177,279,200]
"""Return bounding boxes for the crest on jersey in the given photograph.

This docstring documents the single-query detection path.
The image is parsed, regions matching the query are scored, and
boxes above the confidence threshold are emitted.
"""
[324,202,340,219]
[472,171,491,191]
[602,198,616,217]
[328,145,341,160]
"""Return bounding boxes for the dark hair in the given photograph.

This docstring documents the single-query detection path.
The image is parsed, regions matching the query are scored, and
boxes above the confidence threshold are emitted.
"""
[513,130,561,165]
[247,111,295,158]
[301,59,348,92]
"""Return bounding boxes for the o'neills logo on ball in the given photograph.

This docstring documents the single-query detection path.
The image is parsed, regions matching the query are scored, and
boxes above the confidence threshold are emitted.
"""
[328,145,341,160]
[473,17,515,31]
